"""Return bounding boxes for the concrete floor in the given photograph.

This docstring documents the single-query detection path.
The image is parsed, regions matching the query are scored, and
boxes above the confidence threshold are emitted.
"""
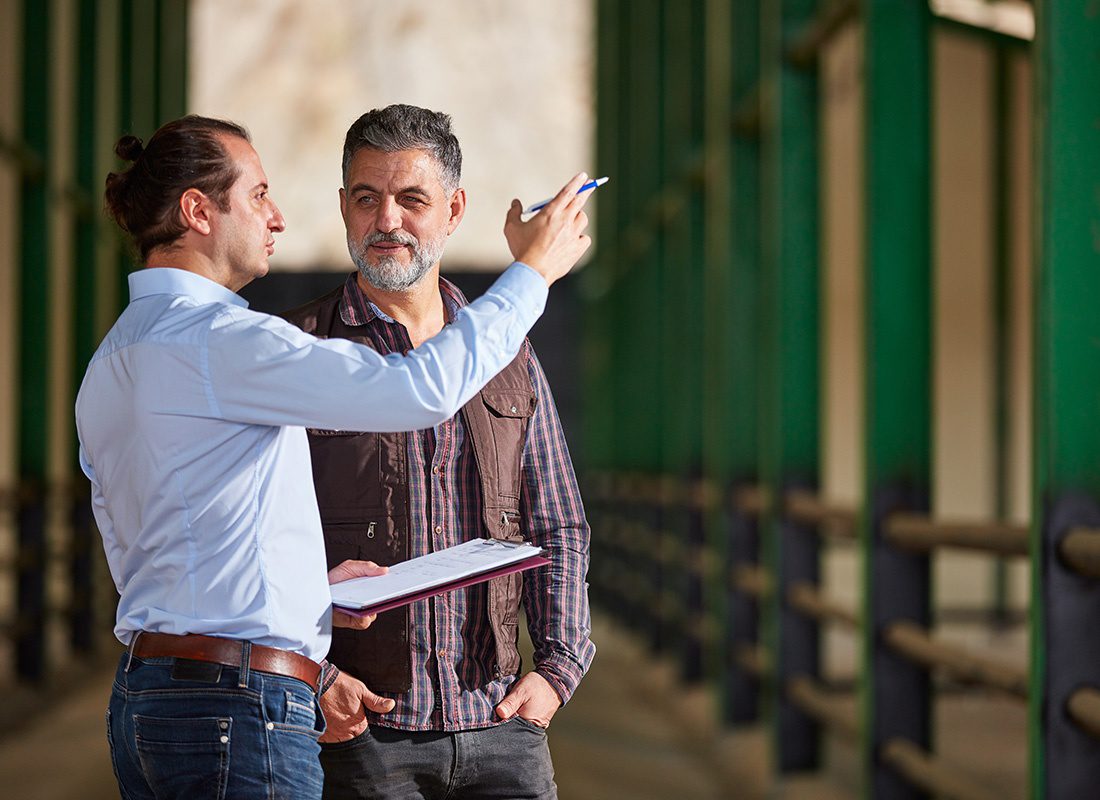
[0,615,1026,799]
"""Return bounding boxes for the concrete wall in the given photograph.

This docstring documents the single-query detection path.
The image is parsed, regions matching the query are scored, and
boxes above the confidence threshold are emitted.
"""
[189,0,595,272]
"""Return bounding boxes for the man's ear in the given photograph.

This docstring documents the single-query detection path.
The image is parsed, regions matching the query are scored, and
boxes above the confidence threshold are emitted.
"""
[446,187,467,236]
[339,186,348,226]
[179,188,213,236]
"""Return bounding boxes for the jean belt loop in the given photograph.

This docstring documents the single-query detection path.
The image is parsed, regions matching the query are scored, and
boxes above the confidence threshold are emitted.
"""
[238,640,252,688]
[125,631,142,672]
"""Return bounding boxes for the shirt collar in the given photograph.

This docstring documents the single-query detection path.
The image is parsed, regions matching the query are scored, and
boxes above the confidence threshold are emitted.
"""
[338,272,469,327]
[128,268,250,309]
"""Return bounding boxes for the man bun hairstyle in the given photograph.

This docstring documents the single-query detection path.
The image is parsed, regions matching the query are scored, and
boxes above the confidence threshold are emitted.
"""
[104,115,251,261]
[342,104,462,192]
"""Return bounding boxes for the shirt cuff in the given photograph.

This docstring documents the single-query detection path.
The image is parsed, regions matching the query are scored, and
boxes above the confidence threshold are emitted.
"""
[490,262,548,321]
[534,656,586,706]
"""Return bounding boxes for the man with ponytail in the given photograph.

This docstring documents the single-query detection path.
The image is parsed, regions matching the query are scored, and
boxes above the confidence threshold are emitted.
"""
[76,114,592,800]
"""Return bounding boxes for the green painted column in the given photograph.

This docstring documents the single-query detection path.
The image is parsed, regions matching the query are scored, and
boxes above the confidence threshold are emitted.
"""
[700,0,736,693]
[1030,2,1100,797]
[723,0,764,726]
[660,0,706,682]
[760,0,821,773]
[69,0,102,655]
[623,0,669,650]
[582,0,620,614]
[16,0,52,682]
[860,2,932,797]
[116,0,160,303]
[157,0,188,122]
[582,0,621,478]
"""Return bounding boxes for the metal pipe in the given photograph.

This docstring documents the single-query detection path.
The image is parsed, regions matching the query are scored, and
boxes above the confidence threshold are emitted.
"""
[1059,527,1100,579]
[883,512,1029,556]
[731,563,771,598]
[733,643,769,678]
[784,489,858,539]
[882,620,1028,698]
[787,582,859,628]
[1066,686,1100,740]
[732,484,768,516]
[785,0,860,69]
[786,675,859,741]
[880,738,1003,800]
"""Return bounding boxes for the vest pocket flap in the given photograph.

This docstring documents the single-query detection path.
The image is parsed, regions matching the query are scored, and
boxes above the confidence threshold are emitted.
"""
[482,391,537,418]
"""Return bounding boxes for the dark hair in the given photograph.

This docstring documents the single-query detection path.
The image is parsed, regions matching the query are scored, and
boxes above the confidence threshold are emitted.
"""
[342,104,461,191]
[104,115,251,260]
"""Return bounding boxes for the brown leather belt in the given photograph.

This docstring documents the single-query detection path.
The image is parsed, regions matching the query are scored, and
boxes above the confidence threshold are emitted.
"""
[132,632,322,693]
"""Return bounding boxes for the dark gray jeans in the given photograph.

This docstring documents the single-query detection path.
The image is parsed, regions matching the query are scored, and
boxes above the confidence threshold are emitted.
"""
[319,717,557,800]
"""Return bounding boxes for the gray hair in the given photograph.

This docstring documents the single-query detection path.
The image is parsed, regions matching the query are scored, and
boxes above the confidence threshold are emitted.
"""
[341,104,462,191]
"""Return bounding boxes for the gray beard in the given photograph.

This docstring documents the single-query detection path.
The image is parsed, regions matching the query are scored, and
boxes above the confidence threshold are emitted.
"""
[348,231,443,293]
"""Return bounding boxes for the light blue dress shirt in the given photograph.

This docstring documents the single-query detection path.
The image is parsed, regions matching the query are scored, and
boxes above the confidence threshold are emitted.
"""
[76,264,547,661]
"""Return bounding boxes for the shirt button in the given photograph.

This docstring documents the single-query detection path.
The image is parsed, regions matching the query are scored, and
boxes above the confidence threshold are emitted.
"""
[435,525,443,534]
[510,405,518,413]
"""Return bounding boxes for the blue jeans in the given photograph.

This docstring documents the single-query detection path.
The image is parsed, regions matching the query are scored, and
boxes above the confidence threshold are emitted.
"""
[107,653,326,800]
[319,717,557,799]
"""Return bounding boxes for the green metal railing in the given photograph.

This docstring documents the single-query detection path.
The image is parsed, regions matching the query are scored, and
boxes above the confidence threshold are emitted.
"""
[586,1,1100,798]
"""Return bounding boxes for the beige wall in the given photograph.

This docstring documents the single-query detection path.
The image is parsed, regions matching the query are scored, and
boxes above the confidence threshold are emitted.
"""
[820,22,863,679]
[189,0,595,272]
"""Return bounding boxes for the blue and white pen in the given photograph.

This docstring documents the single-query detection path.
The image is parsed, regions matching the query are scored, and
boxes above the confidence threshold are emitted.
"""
[523,176,609,215]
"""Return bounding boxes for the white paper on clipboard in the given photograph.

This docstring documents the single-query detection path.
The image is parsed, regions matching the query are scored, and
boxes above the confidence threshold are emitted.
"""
[329,538,546,611]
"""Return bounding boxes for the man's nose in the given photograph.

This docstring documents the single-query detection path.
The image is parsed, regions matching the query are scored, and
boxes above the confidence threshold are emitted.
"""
[269,202,286,233]
[375,197,402,233]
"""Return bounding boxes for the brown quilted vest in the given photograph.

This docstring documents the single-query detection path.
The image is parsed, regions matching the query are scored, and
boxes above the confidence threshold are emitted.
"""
[282,283,536,692]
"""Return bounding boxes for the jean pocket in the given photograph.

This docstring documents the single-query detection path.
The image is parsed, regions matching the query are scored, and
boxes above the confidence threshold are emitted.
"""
[269,686,323,739]
[134,714,231,799]
[319,728,372,751]
[511,715,549,734]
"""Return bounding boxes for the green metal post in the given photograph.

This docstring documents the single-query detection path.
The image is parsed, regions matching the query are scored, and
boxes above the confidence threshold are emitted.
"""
[583,0,621,479]
[16,0,52,682]
[157,0,188,122]
[70,0,101,655]
[661,0,706,682]
[1030,2,1100,797]
[583,0,620,612]
[116,0,159,299]
[990,46,1012,629]
[623,0,668,650]
[721,0,765,730]
[701,0,733,691]
[861,2,932,797]
[724,0,764,726]
[760,0,821,773]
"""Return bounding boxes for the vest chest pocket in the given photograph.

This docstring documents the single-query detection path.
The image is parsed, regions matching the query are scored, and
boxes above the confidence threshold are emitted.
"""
[320,517,406,570]
[306,429,385,512]
[480,390,537,501]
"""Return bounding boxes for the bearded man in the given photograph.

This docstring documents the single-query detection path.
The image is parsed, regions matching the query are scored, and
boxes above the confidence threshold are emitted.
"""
[282,105,595,800]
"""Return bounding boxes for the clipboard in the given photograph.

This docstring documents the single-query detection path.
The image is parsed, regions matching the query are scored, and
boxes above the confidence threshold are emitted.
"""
[330,538,550,617]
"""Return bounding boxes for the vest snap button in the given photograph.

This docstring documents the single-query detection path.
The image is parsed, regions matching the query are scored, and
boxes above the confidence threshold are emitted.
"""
[510,405,518,413]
